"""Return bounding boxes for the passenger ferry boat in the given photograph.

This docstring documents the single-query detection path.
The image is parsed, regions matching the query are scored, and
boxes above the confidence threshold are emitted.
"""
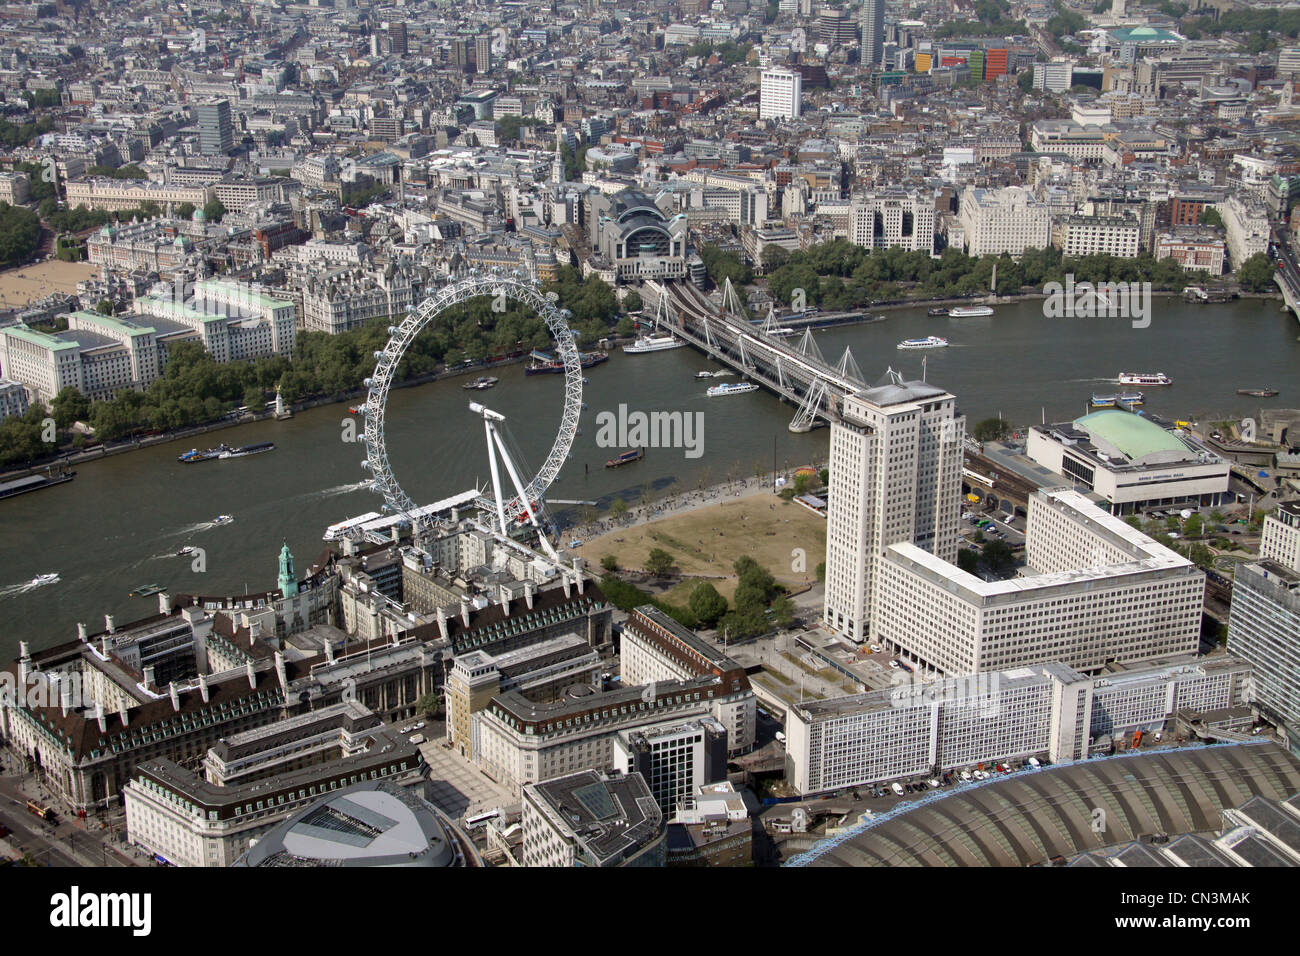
[1118,372,1171,386]
[623,333,685,353]
[897,336,949,350]
[706,382,760,397]
[948,306,994,317]
[219,442,275,459]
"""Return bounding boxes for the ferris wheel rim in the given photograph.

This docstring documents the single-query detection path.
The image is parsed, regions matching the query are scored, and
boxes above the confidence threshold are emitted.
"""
[360,272,582,532]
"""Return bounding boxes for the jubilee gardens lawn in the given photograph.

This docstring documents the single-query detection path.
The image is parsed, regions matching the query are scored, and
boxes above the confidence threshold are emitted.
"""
[575,492,828,604]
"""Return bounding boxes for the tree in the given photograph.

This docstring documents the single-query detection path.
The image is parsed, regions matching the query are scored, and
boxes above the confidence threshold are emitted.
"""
[96,299,114,315]
[957,549,981,574]
[51,386,90,428]
[815,561,825,582]
[202,198,226,223]
[1198,208,1223,228]
[1184,514,1204,537]
[1236,252,1275,292]
[610,498,629,521]
[622,290,643,313]
[600,554,618,572]
[981,539,1015,574]
[689,581,729,627]
[972,416,1010,442]
[1017,71,1034,93]
[242,386,265,413]
[770,595,796,628]
[414,692,444,719]
[645,547,675,576]
[761,245,791,274]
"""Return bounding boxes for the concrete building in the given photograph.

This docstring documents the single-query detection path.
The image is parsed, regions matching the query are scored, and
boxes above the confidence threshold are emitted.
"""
[521,769,666,866]
[588,188,689,282]
[958,186,1051,257]
[1054,214,1140,259]
[667,780,752,866]
[1219,194,1271,268]
[861,0,885,66]
[612,716,728,814]
[136,278,297,362]
[1033,60,1073,92]
[1029,121,1106,162]
[1228,560,1300,745]
[786,656,1249,794]
[760,69,802,121]
[1261,502,1300,574]
[851,190,936,254]
[0,378,31,420]
[873,489,1204,675]
[196,98,234,156]
[822,370,965,644]
[65,179,215,213]
[1026,410,1231,514]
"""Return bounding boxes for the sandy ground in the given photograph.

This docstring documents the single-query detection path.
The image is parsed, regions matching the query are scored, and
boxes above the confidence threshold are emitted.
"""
[0,260,97,310]
[574,477,827,601]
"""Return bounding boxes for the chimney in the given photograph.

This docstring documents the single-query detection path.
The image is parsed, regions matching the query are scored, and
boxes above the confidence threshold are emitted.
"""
[274,651,288,692]
[573,558,585,594]
[143,665,157,689]
[158,592,170,615]
[100,636,109,657]
[324,640,336,664]
[18,641,30,684]
[77,622,87,641]
[118,699,130,727]
[198,673,210,703]
[561,571,571,598]
[391,526,400,544]
[96,702,107,734]
[105,614,115,634]
[58,677,72,718]
[168,681,180,712]
[524,580,535,610]
[460,597,471,628]
[342,536,354,556]
[246,660,256,689]
[435,605,448,640]
[500,584,511,616]
[249,618,261,643]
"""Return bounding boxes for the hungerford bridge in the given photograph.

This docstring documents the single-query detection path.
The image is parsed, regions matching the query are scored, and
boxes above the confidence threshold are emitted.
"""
[646,278,872,432]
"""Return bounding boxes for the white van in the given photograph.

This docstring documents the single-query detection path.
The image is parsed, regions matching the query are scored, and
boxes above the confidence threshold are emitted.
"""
[890,782,906,797]
[409,733,425,745]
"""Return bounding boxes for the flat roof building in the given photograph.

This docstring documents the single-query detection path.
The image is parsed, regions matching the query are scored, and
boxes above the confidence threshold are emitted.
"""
[521,769,665,867]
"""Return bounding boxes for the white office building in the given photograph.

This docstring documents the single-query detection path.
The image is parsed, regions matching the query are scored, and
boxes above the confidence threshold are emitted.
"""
[850,190,936,254]
[958,186,1052,257]
[873,489,1205,675]
[785,657,1250,794]
[1228,560,1300,742]
[0,378,30,420]
[759,69,802,121]
[1261,502,1300,574]
[1054,214,1141,259]
[822,370,965,644]
[1219,194,1271,268]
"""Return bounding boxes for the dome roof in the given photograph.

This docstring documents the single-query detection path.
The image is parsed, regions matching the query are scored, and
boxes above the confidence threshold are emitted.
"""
[1074,410,1189,464]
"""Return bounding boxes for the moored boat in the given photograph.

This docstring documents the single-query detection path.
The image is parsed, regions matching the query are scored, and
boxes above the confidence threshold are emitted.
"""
[462,376,499,390]
[1090,393,1117,407]
[948,305,994,317]
[623,333,684,353]
[706,382,760,397]
[927,307,949,316]
[605,448,645,468]
[1237,387,1279,398]
[130,584,164,597]
[219,442,275,459]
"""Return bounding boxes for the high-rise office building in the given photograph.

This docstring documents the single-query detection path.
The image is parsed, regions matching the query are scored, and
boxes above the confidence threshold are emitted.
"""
[819,7,858,45]
[196,98,233,156]
[475,35,493,73]
[450,38,470,69]
[821,370,965,643]
[861,0,885,67]
[1228,560,1300,741]
[759,69,802,120]
[388,21,408,56]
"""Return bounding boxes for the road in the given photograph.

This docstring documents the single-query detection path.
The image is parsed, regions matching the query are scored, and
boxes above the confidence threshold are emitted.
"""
[0,763,139,867]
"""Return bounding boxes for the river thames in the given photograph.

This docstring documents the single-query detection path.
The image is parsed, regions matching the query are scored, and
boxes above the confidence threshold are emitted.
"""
[2,295,1297,657]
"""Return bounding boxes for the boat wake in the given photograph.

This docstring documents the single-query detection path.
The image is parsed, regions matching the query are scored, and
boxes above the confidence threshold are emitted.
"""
[314,480,373,499]
[168,521,214,537]
[0,573,59,598]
